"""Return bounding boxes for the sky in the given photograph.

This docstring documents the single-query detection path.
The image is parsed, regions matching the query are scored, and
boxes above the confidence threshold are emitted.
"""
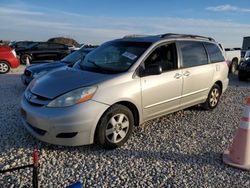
[0,0,250,47]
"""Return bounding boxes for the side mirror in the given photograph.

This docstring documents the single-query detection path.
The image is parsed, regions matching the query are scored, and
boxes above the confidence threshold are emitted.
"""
[140,64,163,76]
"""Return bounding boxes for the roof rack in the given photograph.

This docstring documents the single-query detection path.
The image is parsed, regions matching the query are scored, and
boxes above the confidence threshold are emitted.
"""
[123,34,147,39]
[160,33,215,42]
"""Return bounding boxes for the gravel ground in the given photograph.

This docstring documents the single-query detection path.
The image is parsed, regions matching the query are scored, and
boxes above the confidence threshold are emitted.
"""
[0,66,250,187]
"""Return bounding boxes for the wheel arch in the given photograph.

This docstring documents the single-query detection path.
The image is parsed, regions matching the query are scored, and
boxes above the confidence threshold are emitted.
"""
[0,59,10,65]
[214,80,223,91]
[232,57,238,64]
[115,101,140,127]
[93,101,140,148]
[97,101,140,127]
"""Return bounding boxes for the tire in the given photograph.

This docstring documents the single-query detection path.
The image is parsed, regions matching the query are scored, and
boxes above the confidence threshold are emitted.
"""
[202,84,221,110]
[95,104,134,149]
[238,71,247,81]
[0,61,10,74]
[21,54,32,65]
[230,60,238,74]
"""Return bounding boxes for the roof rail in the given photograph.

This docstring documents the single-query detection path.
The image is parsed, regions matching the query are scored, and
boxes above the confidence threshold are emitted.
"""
[160,33,215,42]
[123,34,147,39]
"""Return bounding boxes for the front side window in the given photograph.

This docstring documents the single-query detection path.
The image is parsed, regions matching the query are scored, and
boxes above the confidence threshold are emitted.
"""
[179,41,208,68]
[144,43,177,72]
[204,42,225,63]
[36,43,49,50]
[79,41,151,73]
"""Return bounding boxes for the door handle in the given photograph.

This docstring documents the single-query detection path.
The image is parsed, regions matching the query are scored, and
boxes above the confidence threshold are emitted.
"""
[174,73,182,79]
[183,71,190,76]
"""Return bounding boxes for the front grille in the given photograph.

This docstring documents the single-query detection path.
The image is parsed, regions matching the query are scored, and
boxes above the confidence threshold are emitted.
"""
[24,70,32,76]
[27,122,47,136]
[25,90,51,106]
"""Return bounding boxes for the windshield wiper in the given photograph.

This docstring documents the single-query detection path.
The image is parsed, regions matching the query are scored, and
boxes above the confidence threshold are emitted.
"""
[87,59,104,69]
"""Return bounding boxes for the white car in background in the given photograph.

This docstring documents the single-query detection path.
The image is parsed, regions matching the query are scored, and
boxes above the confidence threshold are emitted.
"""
[224,48,241,73]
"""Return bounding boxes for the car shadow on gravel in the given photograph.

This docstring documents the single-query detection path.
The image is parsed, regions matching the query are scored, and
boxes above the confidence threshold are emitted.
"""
[228,72,250,88]
[38,142,244,174]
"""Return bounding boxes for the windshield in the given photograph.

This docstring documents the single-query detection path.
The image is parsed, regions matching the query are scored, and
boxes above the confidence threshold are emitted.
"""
[61,49,88,64]
[79,41,151,73]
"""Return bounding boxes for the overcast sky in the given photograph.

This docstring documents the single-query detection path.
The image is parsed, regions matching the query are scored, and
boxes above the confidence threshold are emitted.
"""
[0,0,250,47]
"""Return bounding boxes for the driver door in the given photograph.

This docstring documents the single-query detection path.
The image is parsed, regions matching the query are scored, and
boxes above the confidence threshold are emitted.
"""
[140,43,183,120]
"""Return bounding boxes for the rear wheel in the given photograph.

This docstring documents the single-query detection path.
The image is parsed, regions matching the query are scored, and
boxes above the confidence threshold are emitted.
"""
[95,104,134,149]
[0,61,10,74]
[231,59,238,74]
[202,84,221,110]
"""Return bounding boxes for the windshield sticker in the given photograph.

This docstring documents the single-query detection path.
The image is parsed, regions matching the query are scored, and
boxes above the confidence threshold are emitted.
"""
[122,51,137,60]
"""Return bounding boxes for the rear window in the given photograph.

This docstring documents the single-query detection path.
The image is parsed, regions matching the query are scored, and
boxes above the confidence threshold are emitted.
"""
[204,42,225,63]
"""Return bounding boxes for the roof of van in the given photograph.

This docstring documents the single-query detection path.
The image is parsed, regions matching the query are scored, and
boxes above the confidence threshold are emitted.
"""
[117,33,216,43]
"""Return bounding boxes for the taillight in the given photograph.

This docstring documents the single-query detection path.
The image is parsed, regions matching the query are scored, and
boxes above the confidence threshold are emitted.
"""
[11,49,17,57]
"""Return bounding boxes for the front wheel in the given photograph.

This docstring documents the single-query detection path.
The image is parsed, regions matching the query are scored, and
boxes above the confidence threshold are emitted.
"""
[202,84,221,110]
[21,54,32,65]
[95,104,134,149]
[0,61,10,74]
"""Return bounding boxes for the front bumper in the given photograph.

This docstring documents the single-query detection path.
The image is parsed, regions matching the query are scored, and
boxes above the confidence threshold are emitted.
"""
[21,74,33,85]
[238,69,250,78]
[20,96,109,146]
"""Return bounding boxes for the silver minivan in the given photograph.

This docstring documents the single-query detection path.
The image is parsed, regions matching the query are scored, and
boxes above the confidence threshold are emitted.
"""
[21,33,229,149]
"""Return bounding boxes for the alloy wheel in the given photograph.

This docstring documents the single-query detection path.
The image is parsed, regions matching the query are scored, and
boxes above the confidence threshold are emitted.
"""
[209,88,220,107]
[0,62,9,73]
[105,113,130,144]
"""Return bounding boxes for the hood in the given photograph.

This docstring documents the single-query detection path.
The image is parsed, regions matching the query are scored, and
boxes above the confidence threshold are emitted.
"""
[30,68,113,99]
[27,61,65,73]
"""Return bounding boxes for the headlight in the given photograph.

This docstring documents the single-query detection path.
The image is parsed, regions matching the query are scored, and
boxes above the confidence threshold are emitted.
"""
[33,71,48,78]
[47,86,97,107]
[240,62,247,68]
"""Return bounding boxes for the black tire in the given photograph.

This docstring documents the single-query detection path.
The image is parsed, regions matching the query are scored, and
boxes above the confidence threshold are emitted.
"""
[230,60,238,74]
[238,71,247,81]
[95,104,134,149]
[21,54,32,65]
[0,61,10,74]
[202,84,221,110]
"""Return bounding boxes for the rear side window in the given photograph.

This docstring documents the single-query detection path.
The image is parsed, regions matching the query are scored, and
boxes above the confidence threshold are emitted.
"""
[204,42,225,63]
[179,41,208,68]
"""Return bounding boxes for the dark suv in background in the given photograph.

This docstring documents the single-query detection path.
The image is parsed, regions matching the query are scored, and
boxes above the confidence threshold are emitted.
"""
[9,41,37,51]
[16,42,71,64]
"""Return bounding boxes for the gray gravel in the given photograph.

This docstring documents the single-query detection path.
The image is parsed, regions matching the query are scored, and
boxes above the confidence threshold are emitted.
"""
[0,66,250,187]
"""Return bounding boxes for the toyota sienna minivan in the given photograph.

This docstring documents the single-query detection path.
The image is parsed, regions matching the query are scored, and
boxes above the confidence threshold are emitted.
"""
[21,33,229,149]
